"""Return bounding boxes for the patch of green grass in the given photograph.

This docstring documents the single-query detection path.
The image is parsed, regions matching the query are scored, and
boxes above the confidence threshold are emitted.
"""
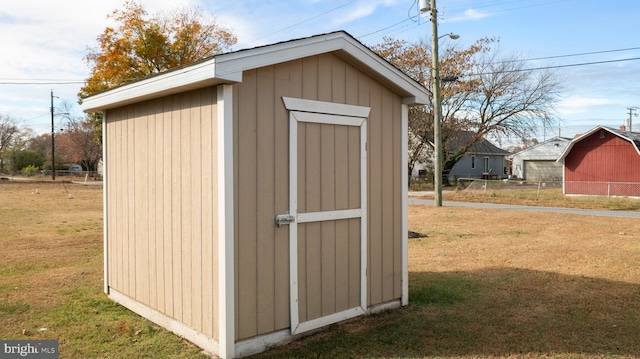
[18,274,211,358]
[444,232,473,242]
[0,262,65,277]
[0,299,30,314]
[409,272,482,307]
[502,229,530,236]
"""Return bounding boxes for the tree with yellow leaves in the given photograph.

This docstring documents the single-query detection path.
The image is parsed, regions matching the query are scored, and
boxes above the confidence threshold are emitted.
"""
[79,1,237,140]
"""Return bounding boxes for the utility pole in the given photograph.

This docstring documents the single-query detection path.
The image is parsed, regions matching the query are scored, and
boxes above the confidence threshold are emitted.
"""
[627,107,638,132]
[430,0,443,207]
[419,0,443,206]
[51,90,56,180]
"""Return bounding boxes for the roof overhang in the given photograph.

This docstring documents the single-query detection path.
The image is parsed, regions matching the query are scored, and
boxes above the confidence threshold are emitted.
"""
[82,31,428,112]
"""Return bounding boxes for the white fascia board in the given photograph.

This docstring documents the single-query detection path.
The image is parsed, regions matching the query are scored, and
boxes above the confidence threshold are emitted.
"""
[82,32,428,112]
[82,58,231,112]
[215,33,428,105]
[339,36,428,105]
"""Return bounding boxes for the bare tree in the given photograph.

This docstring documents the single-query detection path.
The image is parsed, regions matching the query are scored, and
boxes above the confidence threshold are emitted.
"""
[372,37,563,182]
[439,49,562,178]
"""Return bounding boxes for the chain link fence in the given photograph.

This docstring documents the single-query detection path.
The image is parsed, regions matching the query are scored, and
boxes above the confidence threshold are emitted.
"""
[457,178,640,199]
[1,170,103,182]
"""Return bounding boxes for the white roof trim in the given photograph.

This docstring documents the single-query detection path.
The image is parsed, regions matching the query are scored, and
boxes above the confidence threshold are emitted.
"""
[82,31,428,112]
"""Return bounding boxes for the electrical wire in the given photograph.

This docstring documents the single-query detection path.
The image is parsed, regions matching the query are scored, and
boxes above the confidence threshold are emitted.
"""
[464,57,640,77]
[0,80,85,85]
[502,47,640,63]
[235,0,358,47]
[2,50,639,86]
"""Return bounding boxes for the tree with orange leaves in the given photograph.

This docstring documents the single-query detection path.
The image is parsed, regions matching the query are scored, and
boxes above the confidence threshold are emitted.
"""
[79,1,237,139]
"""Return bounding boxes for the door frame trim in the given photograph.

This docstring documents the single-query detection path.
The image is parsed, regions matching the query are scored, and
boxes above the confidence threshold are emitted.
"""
[283,97,369,335]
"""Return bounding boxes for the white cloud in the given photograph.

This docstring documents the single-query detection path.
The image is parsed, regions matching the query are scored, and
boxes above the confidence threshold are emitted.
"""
[557,96,618,116]
[330,0,404,27]
[443,9,492,23]
[0,0,205,132]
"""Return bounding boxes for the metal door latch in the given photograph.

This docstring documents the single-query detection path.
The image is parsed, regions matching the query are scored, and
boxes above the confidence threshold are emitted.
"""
[275,214,295,227]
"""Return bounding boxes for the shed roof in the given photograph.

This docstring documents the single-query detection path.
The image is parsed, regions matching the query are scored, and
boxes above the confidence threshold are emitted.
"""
[82,31,428,112]
[557,125,640,162]
[510,136,571,161]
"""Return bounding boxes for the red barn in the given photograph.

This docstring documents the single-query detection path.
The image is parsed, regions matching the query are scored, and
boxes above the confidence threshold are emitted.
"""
[557,126,640,196]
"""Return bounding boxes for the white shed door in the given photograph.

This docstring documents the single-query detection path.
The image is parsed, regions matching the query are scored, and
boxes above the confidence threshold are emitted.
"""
[287,106,368,335]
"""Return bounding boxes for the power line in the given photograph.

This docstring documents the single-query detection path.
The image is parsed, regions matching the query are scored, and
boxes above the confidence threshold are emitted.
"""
[0,80,85,85]
[466,57,640,77]
[505,47,640,63]
[2,56,639,86]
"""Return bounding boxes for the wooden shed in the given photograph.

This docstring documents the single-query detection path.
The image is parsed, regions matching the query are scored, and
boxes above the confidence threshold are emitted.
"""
[557,126,640,196]
[82,31,428,358]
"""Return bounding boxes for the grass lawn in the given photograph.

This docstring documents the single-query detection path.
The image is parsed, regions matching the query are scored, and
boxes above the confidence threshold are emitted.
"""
[2,182,640,358]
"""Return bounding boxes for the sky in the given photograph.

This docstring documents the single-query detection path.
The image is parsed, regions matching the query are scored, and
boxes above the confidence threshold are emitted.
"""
[1,0,639,142]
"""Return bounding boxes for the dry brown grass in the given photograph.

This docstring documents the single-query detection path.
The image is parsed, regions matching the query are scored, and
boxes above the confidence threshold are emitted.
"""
[0,182,208,358]
[409,205,640,281]
[405,205,640,358]
[261,206,640,358]
[3,181,640,358]
[1,182,104,343]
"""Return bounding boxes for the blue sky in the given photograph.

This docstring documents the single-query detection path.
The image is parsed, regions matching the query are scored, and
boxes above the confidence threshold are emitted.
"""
[1,0,638,141]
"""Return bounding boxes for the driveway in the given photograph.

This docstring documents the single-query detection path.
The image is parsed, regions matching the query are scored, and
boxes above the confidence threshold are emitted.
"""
[408,194,640,219]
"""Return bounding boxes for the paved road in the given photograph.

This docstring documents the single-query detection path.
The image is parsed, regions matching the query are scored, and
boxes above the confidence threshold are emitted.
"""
[408,197,640,219]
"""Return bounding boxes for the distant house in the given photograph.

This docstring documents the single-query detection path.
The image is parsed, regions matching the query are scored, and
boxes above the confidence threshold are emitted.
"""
[557,126,640,196]
[510,136,571,181]
[412,131,510,181]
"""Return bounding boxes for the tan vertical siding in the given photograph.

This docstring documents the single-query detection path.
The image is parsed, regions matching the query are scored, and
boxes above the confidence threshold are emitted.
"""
[105,88,219,340]
[134,103,149,304]
[273,63,292,331]
[150,98,161,311]
[392,97,403,299]
[234,52,404,340]
[381,90,395,301]
[296,120,363,324]
[367,79,383,306]
[126,106,136,298]
[200,88,217,338]
[235,69,258,340]
[162,99,174,318]
[256,66,277,335]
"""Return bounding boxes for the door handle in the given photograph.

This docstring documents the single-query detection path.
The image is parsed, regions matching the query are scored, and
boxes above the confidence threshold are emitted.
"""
[275,214,295,227]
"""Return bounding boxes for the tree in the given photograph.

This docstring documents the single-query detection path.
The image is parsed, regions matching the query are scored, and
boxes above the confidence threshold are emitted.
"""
[26,133,67,171]
[79,1,237,141]
[0,113,31,173]
[12,150,45,172]
[372,37,562,182]
[56,116,103,172]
